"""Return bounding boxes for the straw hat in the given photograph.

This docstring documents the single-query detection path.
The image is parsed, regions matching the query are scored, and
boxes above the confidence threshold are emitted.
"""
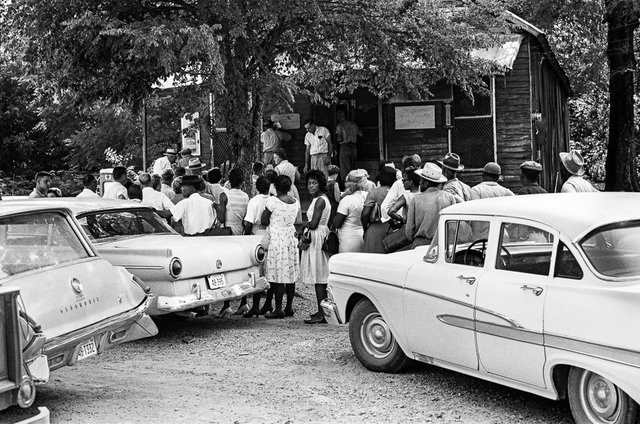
[163,148,178,156]
[560,151,585,176]
[415,163,447,183]
[187,158,206,169]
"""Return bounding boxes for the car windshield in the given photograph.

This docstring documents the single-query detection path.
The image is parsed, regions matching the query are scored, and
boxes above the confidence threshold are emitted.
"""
[77,209,177,241]
[580,222,640,278]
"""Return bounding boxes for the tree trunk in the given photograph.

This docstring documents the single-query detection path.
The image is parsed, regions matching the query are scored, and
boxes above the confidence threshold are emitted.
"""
[604,0,640,191]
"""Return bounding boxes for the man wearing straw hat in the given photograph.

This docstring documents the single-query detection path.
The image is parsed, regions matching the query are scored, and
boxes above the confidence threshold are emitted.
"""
[559,150,598,193]
[405,163,456,248]
[438,152,471,202]
[153,148,178,176]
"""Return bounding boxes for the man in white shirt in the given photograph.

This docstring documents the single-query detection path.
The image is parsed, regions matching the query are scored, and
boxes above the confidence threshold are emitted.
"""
[76,174,100,198]
[381,155,421,223]
[169,175,217,236]
[559,150,598,193]
[152,148,178,176]
[139,172,174,215]
[102,166,129,200]
[303,118,332,177]
[470,162,515,200]
[160,169,176,200]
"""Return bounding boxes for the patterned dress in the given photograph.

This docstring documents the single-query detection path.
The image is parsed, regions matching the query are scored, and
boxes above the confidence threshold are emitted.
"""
[301,195,332,285]
[265,197,301,285]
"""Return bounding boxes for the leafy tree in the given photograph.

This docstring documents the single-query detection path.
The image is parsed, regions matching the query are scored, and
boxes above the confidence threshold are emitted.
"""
[8,0,507,177]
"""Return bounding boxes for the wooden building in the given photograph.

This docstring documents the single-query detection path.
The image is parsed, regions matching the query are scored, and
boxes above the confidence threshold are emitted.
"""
[265,12,571,192]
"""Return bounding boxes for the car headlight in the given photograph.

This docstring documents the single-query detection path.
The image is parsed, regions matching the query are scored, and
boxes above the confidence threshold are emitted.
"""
[255,245,266,264]
[169,257,182,278]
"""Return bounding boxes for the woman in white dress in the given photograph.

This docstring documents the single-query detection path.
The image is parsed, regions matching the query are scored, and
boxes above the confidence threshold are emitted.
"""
[261,175,301,319]
[300,170,332,324]
[273,148,302,224]
[332,169,368,253]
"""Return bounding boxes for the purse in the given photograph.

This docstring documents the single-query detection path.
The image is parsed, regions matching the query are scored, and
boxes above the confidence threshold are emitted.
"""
[322,231,339,254]
[298,228,311,250]
[382,226,411,253]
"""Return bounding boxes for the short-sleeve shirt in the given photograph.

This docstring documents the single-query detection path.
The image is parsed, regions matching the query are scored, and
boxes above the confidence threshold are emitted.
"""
[170,193,216,235]
[337,191,367,229]
[304,126,331,155]
[469,181,515,200]
[336,120,359,144]
[153,156,172,176]
[142,187,174,210]
[561,176,598,193]
[103,182,129,200]
[245,194,269,225]
[380,179,406,222]
[261,129,280,153]
[76,188,100,198]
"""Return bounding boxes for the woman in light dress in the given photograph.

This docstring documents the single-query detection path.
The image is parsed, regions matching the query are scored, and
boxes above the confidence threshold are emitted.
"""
[273,148,302,224]
[261,175,301,319]
[300,170,332,324]
[332,169,368,253]
[361,166,397,253]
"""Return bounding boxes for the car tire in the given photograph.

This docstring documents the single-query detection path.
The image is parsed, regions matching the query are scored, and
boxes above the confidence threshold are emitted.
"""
[568,367,639,424]
[348,298,409,373]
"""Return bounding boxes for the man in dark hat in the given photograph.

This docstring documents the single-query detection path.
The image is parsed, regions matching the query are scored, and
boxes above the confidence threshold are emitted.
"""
[153,148,178,176]
[518,161,547,195]
[559,150,598,193]
[169,175,218,236]
[470,162,514,200]
[438,152,471,202]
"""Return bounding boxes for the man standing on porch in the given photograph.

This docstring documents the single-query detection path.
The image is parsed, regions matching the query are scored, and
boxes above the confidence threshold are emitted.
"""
[304,118,332,177]
[335,109,362,181]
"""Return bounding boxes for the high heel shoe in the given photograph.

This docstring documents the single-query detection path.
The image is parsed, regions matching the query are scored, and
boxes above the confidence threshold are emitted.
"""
[214,306,232,319]
[243,307,260,318]
[233,304,250,315]
[258,305,273,316]
[264,310,285,319]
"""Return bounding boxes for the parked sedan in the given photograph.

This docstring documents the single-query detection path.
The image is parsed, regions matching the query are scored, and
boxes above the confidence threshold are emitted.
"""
[20,199,268,316]
[0,203,158,375]
[322,193,640,424]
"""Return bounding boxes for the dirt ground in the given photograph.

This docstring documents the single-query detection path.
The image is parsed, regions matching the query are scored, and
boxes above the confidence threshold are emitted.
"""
[3,286,575,424]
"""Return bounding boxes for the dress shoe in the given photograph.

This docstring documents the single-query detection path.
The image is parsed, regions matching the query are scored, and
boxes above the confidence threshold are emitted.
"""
[304,315,327,324]
[258,305,273,316]
[264,310,285,319]
[233,304,250,315]
[243,307,260,318]
[214,306,232,319]
[284,307,295,317]
[309,311,319,318]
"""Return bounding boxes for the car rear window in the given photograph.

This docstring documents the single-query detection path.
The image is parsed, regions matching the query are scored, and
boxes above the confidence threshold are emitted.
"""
[580,222,640,278]
[77,209,176,241]
[0,212,90,277]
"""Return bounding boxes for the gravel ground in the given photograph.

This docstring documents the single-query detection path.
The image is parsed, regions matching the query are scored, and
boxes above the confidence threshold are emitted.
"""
[3,285,574,424]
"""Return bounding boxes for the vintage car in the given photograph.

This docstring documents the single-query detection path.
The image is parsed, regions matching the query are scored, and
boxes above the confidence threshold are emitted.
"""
[16,199,268,316]
[0,203,158,375]
[322,193,640,424]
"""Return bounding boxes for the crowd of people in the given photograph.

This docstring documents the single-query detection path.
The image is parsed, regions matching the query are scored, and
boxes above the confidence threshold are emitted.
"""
[13,124,597,324]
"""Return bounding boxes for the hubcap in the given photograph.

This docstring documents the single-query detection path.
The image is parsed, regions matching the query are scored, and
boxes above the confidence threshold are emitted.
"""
[581,371,621,423]
[360,312,393,359]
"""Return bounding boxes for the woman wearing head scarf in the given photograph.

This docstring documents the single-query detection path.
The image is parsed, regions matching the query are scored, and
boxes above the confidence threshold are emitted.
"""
[361,166,397,253]
[332,169,368,253]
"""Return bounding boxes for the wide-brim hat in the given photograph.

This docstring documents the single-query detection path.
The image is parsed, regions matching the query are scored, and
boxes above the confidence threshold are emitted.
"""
[415,162,447,183]
[164,148,178,156]
[180,148,191,156]
[437,152,464,171]
[187,158,206,169]
[181,175,203,186]
[560,151,585,176]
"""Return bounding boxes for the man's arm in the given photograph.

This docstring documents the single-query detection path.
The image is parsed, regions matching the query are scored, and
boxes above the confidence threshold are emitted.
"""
[304,145,311,173]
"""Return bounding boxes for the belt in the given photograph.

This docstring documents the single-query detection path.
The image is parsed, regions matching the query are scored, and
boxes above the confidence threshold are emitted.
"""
[311,152,328,156]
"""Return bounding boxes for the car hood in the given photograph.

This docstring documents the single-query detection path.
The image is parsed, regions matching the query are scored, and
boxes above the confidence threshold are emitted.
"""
[94,234,263,280]
[328,247,428,286]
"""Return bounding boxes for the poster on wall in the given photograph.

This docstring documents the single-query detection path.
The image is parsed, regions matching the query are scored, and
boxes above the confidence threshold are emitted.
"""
[181,112,201,156]
[395,105,436,130]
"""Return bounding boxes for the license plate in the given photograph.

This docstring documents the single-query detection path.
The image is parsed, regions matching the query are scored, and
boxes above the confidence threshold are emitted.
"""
[207,274,226,289]
[77,338,97,361]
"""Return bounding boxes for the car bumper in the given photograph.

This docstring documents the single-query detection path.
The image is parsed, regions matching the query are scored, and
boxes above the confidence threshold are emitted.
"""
[15,407,50,424]
[155,276,269,313]
[44,298,158,371]
[320,299,343,325]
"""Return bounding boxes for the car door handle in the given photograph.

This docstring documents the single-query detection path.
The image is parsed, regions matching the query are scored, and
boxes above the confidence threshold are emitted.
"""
[457,275,476,285]
[520,285,544,296]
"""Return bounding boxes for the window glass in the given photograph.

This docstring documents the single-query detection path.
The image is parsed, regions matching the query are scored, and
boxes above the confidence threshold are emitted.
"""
[496,223,554,276]
[77,209,176,241]
[446,219,490,267]
[424,227,439,263]
[580,223,640,278]
[554,242,583,279]
[0,212,90,277]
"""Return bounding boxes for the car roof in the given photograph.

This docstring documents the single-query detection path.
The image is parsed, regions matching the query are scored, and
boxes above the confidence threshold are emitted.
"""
[441,192,640,240]
[0,198,152,216]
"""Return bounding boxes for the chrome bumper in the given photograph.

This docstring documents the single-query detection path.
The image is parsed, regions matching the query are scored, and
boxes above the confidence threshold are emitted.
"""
[15,407,50,424]
[320,299,343,325]
[156,277,270,313]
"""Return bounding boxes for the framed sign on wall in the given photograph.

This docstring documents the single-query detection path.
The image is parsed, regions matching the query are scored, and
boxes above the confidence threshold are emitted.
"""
[394,105,436,130]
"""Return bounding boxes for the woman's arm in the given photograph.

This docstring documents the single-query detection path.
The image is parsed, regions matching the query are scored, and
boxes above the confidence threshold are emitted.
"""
[388,196,407,223]
[260,208,272,227]
[308,197,325,230]
[361,205,373,230]
[218,192,228,224]
[332,212,346,230]
[242,220,253,235]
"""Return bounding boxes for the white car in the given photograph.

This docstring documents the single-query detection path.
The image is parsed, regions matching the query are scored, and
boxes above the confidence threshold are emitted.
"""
[18,199,268,316]
[322,193,640,424]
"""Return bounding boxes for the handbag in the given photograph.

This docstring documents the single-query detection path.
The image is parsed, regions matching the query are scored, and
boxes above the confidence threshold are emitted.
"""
[298,228,311,250]
[322,231,339,254]
[382,226,411,253]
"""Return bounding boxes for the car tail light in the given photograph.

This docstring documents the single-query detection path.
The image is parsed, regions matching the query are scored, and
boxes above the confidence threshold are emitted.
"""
[255,245,266,263]
[169,258,182,278]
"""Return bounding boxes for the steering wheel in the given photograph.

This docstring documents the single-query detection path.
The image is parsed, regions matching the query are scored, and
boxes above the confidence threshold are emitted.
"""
[463,238,488,266]
[498,245,513,268]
